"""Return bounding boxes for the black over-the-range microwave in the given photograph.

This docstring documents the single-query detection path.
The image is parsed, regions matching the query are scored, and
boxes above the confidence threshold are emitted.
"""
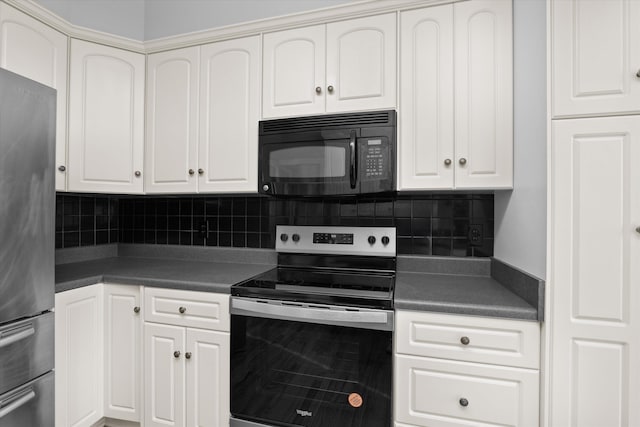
[258,110,396,197]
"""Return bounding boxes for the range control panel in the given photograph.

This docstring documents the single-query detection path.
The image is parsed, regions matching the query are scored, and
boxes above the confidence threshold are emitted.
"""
[276,225,396,256]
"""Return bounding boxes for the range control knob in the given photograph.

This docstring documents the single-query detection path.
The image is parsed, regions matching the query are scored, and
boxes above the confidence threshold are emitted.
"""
[368,236,376,245]
[292,234,300,242]
[381,236,390,246]
[280,233,288,242]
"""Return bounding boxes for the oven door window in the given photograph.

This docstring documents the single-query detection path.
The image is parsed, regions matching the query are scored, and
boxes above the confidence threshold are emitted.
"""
[266,142,348,180]
[231,316,391,427]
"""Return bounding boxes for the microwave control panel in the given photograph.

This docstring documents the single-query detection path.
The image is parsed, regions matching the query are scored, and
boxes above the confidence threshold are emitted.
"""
[363,139,387,178]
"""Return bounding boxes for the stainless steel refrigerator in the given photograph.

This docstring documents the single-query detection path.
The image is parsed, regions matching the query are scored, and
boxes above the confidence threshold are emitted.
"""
[0,68,55,426]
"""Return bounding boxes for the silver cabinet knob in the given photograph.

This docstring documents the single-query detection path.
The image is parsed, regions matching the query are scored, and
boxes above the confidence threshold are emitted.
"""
[179,306,186,314]
[459,158,467,166]
[198,168,204,175]
[460,336,470,345]
[459,398,469,407]
[133,306,140,314]
[134,170,141,177]
[262,184,270,192]
[58,165,66,172]
[327,85,334,93]
[444,159,452,166]
[173,351,180,358]
[185,352,192,359]
[189,169,195,176]
[315,86,322,94]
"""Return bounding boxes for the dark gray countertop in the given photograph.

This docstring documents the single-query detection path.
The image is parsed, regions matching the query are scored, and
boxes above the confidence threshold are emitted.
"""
[55,245,544,321]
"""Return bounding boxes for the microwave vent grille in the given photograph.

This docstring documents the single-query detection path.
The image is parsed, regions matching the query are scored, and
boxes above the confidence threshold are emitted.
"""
[260,110,395,134]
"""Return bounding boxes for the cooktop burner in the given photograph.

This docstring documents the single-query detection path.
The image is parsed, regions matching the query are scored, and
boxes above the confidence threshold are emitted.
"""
[232,226,397,309]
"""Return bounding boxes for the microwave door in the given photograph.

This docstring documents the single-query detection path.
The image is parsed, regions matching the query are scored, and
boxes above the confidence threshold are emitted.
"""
[262,140,357,196]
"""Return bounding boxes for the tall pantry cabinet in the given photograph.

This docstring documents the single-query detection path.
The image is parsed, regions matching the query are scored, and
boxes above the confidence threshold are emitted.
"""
[548,0,640,425]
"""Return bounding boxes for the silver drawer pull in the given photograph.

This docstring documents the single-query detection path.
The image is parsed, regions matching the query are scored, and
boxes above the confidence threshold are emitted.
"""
[0,389,35,419]
[0,324,35,349]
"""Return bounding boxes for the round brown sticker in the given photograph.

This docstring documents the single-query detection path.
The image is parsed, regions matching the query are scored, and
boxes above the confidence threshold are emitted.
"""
[348,393,363,408]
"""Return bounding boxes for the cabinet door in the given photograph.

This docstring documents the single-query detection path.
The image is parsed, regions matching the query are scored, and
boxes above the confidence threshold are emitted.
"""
[145,322,186,427]
[326,13,396,113]
[262,25,325,118]
[454,0,512,189]
[552,0,640,117]
[550,116,640,426]
[104,284,141,422]
[146,47,199,194]
[0,3,68,191]
[199,35,260,193]
[395,355,539,427]
[186,329,230,427]
[68,39,145,194]
[55,284,104,427]
[399,5,454,190]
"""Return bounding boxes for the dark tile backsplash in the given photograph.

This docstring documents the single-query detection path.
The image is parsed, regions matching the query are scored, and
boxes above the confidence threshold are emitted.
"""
[56,194,119,249]
[56,193,494,257]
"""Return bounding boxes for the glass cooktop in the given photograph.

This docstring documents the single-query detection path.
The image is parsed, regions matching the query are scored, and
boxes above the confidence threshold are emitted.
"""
[232,266,395,309]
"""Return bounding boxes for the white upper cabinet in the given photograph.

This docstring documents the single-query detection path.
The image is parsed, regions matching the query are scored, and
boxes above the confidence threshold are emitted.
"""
[199,35,260,193]
[399,5,454,190]
[262,25,325,118]
[552,0,640,117]
[68,39,145,194]
[0,3,68,191]
[453,0,512,189]
[146,46,199,193]
[263,13,396,118]
[399,0,512,190]
[326,13,396,113]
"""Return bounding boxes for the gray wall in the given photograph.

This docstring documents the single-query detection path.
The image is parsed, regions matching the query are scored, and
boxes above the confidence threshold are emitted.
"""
[494,0,547,280]
[34,0,353,41]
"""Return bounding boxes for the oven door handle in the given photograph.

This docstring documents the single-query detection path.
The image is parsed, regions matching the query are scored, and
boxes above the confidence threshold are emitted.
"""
[231,298,393,331]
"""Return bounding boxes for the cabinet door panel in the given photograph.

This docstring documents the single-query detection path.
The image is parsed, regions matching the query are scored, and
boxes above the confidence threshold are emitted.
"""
[68,39,144,193]
[104,284,141,421]
[326,13,396,112]
[550,116,640,426]
[146,47,199,193]
[399,5,454,190]
[0,3,68,190]
[454,0,512,189]
[395,355,539,427]
[186,329,230,427]
[263,25,325,118]
[199,36,260,193]
[55,284,104,427]
[145,322,186,427]
[552,0,640,117]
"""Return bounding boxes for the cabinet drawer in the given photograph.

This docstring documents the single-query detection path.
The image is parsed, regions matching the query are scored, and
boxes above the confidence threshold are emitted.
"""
[144,288,229,332]
[395,311,540,369]
[395,355,539,427]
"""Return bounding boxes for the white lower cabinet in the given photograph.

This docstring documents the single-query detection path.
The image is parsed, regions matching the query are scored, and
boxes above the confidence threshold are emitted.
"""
[394,310,540,427]
[104,284,142,422]
[55,284,104,427]
[144,288,230,427]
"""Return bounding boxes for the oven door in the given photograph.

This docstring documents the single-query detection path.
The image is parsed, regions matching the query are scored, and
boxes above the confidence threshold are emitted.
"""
[230,299,392,427]
[259,130,359,196]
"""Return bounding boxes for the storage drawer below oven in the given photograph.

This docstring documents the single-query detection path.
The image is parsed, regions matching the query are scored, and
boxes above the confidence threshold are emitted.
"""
[0,371,54,427]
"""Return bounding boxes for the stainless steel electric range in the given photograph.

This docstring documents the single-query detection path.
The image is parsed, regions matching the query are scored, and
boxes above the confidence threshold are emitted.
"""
[230,225,396,427]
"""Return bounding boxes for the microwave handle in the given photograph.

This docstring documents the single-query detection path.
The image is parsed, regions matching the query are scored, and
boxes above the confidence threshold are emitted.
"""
[349,130,357,189]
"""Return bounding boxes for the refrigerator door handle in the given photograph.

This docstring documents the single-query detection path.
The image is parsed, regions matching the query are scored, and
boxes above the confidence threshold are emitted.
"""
[0,324,35,349]
[0,388,35,419]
